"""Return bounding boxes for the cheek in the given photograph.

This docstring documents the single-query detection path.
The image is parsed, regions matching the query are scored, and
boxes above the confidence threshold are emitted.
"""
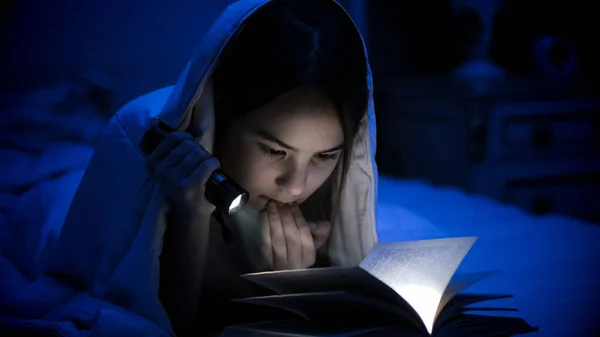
[223,144,272,191]
[305,160,339,195]
[220,136,251,185]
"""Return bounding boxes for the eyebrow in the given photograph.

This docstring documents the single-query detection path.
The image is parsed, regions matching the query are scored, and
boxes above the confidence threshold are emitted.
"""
[252,128,344,153]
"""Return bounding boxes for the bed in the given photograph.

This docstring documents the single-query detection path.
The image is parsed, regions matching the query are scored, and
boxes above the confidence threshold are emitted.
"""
[1,82,599,336]
[377,176,600,337]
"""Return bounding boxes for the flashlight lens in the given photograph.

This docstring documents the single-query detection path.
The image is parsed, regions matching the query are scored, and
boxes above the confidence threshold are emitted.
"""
[205,170,249,216]
[228,194,244,214]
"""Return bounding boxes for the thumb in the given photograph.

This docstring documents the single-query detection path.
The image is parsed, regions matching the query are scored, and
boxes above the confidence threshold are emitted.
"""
[309,220,331,233]
[309,221,331,249]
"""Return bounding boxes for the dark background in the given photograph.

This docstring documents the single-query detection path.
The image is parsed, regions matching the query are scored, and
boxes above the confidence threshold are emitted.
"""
[1,0,599,223]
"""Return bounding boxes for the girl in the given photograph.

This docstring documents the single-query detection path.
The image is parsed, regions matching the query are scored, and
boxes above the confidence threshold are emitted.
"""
[42,0,379,335]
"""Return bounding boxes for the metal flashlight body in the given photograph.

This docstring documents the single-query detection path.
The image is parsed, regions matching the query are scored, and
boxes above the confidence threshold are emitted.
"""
[139,118,249,215]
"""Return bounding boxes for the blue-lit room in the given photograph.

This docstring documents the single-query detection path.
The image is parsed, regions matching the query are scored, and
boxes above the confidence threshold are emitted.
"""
[1,0,599,336]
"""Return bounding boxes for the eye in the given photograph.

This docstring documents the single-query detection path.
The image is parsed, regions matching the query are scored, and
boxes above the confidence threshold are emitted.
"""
[259,143,286,158]
[314,152,339,161]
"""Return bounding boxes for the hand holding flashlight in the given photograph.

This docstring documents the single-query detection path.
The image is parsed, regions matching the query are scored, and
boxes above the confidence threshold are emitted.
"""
[144,131,221,215]
[140,118,249,216]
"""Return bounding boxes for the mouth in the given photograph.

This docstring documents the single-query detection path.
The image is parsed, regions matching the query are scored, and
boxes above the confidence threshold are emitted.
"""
[258,195,303,206]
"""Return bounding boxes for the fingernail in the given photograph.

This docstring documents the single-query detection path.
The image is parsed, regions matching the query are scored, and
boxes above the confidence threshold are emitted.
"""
[308,222,317,230]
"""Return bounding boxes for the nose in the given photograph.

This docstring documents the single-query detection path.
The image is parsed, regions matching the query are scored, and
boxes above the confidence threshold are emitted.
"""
[276,166,307,197]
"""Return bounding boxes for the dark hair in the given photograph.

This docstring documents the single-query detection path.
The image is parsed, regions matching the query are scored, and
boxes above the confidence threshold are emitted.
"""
[212,0,368,222]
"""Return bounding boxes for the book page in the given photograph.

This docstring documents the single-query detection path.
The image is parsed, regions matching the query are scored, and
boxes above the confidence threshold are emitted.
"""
[435,313,538,337]
[233,291,422,330]
[242,267,412,307]
[434,293,514,330]
[359,237,477,334]
[436,270,500,317]
[221,320,424,337]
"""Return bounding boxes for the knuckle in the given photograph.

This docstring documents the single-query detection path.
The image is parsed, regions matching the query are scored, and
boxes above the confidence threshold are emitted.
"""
[200,145,213,156]
[193,148,209,161]
[170,132,192,140]
[196,166,214,183]
[200,158,220,174]
[287,236,301,249]
[183,139,198,148]
[174,176,188,188]
[165,132,183,144]
[179,148,195,162]
[180,132,194,140]
[204,157,221,170]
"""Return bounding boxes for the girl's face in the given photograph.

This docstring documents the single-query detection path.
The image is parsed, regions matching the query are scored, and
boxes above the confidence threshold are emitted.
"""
[220,88,344,212]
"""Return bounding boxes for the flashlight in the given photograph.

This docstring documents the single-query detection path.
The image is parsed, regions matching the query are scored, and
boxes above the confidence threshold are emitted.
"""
[140,118,249,215]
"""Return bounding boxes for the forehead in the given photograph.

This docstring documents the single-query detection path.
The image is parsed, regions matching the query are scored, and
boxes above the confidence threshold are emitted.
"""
[243,90,344,148]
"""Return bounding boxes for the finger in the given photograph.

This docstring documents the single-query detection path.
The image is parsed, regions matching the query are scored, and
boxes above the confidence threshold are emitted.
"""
[182,156,220,186]
[170,157,219,214]
[267,201,287,269]
[172,141,216,182]
[291,204,315,266]
[166,149,200,185]
[310,220,332,251]
[279,204,301,269]
[147,132,192,163]
[150,139,196,181]
[260,210,273,269]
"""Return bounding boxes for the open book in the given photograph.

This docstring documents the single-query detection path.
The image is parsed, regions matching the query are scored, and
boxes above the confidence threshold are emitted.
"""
[219,237,538,337]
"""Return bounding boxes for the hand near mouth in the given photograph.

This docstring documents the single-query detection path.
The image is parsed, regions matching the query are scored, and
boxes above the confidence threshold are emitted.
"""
[259,200,331,270]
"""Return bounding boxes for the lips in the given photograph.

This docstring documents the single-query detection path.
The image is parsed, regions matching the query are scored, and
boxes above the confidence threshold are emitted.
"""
[258,195,303,205]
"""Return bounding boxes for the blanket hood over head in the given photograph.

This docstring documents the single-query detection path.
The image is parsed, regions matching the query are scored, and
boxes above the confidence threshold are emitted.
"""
[159,0,379,268]
[38,0,378,334]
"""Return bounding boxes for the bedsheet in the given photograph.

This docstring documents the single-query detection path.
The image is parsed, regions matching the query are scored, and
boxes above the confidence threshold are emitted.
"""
[2,170,598,336]
[377,175,600,337]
